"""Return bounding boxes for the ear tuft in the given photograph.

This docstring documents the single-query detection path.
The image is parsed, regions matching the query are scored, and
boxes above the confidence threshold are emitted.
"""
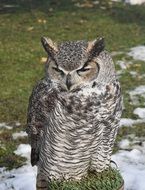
[41,37,58,57]
[87,37,105,58]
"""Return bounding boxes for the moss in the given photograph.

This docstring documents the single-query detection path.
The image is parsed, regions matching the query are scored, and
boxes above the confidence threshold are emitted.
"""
[48,168,123,190]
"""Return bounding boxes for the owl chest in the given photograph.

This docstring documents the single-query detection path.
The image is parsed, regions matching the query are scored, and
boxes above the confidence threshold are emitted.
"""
[56,92,102,128]
[43,92,103,159]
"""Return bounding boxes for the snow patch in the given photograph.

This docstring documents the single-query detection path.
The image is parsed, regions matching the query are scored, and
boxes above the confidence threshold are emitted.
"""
[14,144,31,160]
[129,71,137,77]
[125,0,145,5]
[129,85,145,96]
[116,60,127,69]
[0,144,37,190]
[133,107,145,119]
[119,136,145,150]
[116,60,132,70]
[15,122,21,127]
[129,85,145,105]
[128,46,145,61]
[0,123,13,130]
[112,142,145,190]
[12,131,27,140]
[119,118,145,127]
[0,165,37,190]
[119,139,130,149]
[120,118,135,127]
[111,0,145,4]
[111,0,121,2]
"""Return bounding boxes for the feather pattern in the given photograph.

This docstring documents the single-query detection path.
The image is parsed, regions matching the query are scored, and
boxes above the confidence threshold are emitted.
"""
[26,42,122,186]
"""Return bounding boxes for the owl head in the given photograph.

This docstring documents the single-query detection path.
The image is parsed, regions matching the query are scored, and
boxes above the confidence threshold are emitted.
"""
[41,37,105,91]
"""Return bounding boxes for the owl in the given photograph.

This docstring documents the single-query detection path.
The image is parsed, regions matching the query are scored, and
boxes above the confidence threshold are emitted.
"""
[26,37,122,190]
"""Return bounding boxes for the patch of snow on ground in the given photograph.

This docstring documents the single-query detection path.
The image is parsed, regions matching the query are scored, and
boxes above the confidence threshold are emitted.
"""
[125,0,145,5]
[129,85,145,105]
[0,165,37,190]
[92,0,99,5]
[116,60,127,69]
[118,137,145,150]
[115,46,145,79]
[111,0,121,2]
[128,46,145,61]
[15,122,21,127]
[129,71,137,77]
[119,118,145,127]
[129,85,145,96]
[116,60,132,70]
[112,142,145,190]
[119,139,130,149]
[0,144,37,190]
[14,144,31,160]
[111,0,145,4]
[0,123,13,130]
[133,107,145,119]
[120,118,135,127]
[12,131,27,140]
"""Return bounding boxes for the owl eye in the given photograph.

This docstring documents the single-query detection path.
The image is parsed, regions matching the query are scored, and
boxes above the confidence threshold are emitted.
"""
[52,67,64,76]
[77,67,90,75]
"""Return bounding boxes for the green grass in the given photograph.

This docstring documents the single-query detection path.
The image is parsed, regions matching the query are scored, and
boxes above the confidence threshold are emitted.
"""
[48,168,123,190]
[0,0,145,179]
[0,125,27,169]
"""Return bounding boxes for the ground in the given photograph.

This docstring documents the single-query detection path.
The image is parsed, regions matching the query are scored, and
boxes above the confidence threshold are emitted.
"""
[0,0,145,190]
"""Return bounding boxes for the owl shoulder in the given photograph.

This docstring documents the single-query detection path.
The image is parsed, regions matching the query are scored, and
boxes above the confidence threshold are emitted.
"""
[27,77,58,123]
[26,78,54,136]
[29,77,52,103]
[105,79,122,115]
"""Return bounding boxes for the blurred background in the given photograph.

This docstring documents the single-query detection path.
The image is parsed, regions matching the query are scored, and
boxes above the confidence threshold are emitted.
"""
[0,0,145,189]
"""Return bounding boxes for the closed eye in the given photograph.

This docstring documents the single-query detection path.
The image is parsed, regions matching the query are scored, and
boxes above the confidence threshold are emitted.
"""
[77,67,90,75]
[52,67,62,72]
[52,67,64,76]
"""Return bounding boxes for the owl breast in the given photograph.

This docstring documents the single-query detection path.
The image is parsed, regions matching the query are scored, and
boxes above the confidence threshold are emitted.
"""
[38,84,116,181]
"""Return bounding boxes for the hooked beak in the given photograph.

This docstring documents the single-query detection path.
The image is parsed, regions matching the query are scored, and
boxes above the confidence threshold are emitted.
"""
[66,74,72,90]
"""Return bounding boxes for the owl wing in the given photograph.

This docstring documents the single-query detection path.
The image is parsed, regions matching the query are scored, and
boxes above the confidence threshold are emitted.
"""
[104,80,122,121]
[26,78,52,166]
[100,79,122,151]
[93,80,122,171]
[99,79,122,136]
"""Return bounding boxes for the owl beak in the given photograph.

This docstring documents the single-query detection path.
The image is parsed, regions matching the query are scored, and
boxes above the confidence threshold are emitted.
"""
[66,74,72,90]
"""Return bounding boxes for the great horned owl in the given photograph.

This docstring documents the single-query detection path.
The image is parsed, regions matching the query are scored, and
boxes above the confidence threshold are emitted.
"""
[26,37,122,190]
